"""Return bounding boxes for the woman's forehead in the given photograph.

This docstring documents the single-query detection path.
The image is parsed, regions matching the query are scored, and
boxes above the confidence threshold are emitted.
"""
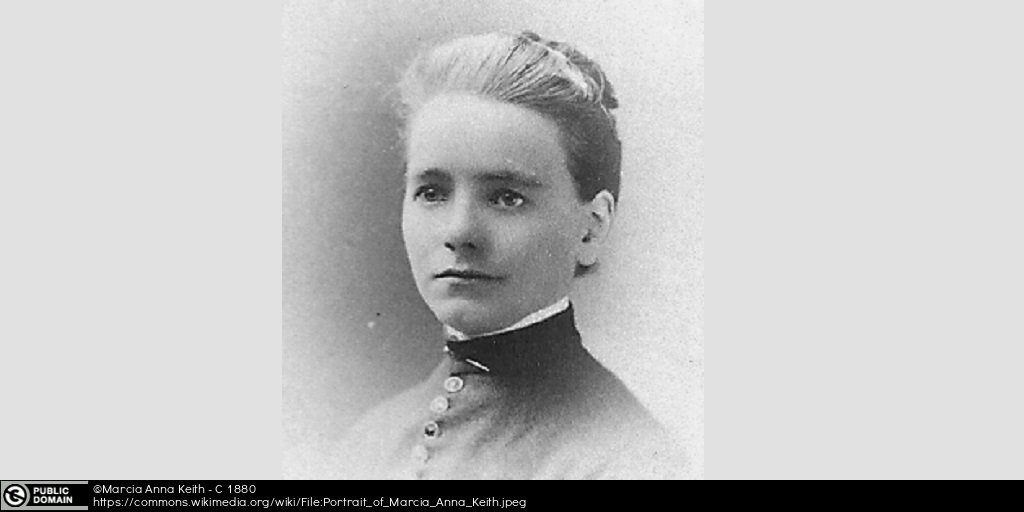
[406,94,570,184]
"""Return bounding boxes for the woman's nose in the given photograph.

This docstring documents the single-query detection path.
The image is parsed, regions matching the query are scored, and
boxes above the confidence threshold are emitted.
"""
[442,197,484,253]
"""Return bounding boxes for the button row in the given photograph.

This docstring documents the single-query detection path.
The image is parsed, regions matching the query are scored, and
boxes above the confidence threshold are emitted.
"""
[410,375,465,466]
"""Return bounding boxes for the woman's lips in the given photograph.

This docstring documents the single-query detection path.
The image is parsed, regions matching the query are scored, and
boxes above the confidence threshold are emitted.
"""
[434,269,503,282]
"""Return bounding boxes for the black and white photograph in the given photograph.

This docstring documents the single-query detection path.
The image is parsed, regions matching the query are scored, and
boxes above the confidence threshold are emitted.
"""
[283,0,705,479]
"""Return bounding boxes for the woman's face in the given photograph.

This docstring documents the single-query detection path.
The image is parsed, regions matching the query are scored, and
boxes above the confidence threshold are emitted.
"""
[402,94,590,335]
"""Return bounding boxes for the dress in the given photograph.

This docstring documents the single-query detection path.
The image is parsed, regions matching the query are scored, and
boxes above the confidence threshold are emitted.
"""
[332,304,689,479]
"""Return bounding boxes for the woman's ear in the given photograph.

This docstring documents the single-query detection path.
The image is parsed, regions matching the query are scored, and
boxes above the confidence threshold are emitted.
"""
[577,190,616,266]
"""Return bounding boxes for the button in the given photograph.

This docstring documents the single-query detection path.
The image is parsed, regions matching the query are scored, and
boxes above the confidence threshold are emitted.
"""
[423,421,440,439]
[410,445,428,463]
[429,396,449,414]
[443,376,464,393]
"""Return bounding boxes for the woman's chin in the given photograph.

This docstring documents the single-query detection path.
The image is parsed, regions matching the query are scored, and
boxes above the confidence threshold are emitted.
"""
[429,299,514,336]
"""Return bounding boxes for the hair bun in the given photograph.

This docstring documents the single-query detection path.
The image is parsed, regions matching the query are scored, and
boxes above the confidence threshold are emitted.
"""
[517,30,618,111]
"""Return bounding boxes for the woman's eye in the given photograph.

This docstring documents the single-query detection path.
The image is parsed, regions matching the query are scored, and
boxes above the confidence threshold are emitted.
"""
[491,190,527,208]
[413,185,447,203]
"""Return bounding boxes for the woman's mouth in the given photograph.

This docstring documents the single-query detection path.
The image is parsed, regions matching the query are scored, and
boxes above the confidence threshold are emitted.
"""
[434,268,503,282]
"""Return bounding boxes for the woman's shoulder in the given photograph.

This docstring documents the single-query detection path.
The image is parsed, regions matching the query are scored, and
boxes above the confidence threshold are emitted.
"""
[539,344,695,478]
[544,397,693,479]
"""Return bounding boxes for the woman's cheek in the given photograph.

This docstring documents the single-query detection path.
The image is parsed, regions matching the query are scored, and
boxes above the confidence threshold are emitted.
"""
[401,216,429,273]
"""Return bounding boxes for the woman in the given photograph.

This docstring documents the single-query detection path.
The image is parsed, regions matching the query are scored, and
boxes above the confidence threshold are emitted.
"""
[335,30,688,479]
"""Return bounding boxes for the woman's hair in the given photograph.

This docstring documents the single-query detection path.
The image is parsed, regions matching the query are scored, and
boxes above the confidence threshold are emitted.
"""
[397,30,622,204]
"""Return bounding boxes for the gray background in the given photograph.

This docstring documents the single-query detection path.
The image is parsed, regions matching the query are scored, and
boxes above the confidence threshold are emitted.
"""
[282,0,705,477]
[0,1,281,478]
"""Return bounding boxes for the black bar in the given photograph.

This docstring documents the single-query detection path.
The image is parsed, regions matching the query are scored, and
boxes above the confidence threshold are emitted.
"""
[1,480,675,510]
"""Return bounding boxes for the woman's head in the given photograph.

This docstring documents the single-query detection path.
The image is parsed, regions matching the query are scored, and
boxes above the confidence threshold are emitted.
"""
[398,31,621,335]
[398,31,621,204]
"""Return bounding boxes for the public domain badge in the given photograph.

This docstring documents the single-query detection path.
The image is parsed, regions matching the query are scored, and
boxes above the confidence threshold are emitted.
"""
[1,481,89,510]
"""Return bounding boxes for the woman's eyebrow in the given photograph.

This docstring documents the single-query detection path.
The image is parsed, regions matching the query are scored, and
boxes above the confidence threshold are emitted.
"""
[476,170,545,188]
[406,168,451,182]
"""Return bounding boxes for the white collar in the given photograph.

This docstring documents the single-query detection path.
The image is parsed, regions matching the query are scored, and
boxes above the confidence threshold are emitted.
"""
[443,297,570,342]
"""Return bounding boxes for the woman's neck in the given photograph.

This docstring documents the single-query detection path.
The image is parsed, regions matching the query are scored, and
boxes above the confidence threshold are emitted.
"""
[444,296,570,342]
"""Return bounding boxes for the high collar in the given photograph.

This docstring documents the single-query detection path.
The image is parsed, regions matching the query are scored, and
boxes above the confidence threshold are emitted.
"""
[444,303,582,376]
[443,297,570,341]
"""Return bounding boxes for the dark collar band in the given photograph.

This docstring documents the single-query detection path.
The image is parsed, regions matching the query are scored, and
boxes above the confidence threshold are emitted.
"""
[443,304,582,375]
